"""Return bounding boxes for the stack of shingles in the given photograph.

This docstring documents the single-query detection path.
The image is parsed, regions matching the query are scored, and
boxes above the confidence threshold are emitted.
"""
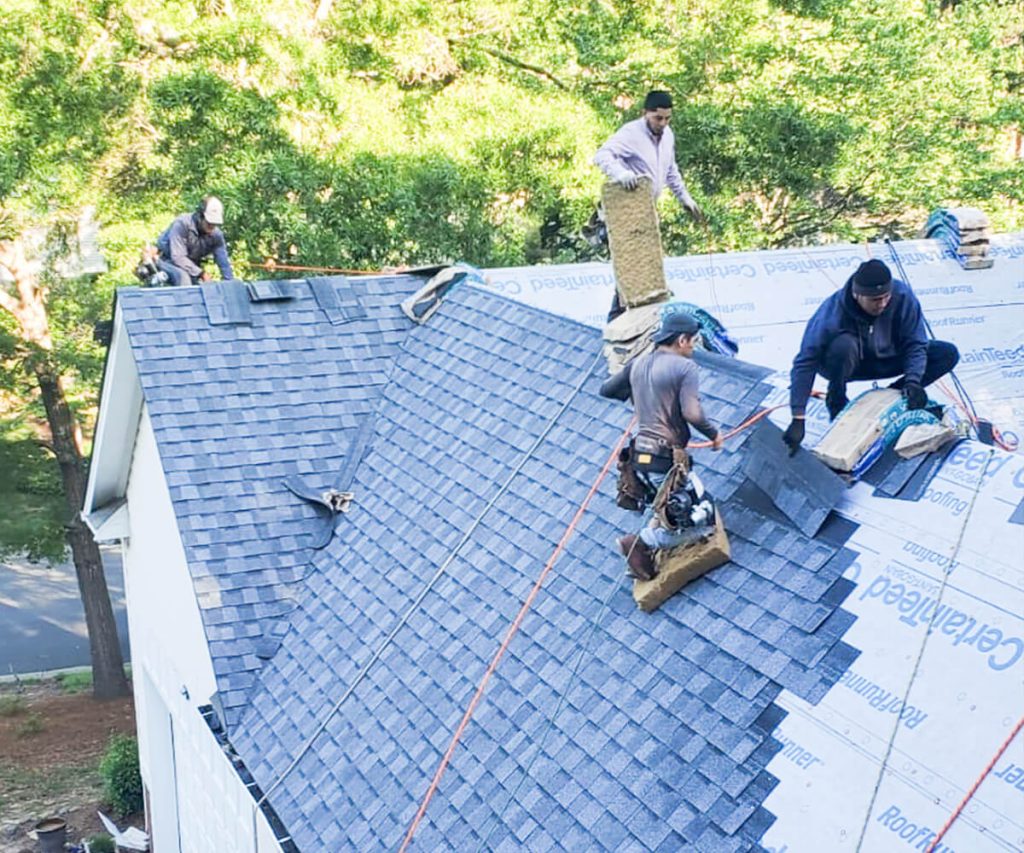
[601,178,673,373]
[923,207,993,270]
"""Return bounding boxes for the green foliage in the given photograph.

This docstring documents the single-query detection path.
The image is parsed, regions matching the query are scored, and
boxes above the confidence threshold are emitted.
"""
[0,417,66,562]
[0,695,27,717]
[56,670,94,694]
[99,734,143,817]
[87,834,116,853]
[0,0,1018,271]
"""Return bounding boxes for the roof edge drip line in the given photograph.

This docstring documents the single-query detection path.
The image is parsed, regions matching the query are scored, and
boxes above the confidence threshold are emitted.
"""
[197,705,299,853]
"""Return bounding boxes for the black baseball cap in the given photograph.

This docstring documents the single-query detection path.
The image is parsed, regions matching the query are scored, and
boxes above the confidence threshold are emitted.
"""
[653,312,700,344]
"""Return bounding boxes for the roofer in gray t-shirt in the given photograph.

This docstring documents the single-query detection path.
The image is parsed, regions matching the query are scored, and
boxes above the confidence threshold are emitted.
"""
[600,312,722,579]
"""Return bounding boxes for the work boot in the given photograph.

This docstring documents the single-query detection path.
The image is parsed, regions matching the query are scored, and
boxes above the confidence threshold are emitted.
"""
[617,534,657,581]
[825,385,849,421]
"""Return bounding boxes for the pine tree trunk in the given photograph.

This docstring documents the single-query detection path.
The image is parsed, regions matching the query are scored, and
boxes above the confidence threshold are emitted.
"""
[35,363,129,699]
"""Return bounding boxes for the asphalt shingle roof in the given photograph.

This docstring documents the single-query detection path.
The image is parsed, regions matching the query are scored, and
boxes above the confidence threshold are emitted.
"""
[119,278,414,726]
[118,276,861,851]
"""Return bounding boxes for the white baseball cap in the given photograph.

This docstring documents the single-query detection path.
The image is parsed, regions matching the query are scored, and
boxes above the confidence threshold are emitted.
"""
[203,196,224,225]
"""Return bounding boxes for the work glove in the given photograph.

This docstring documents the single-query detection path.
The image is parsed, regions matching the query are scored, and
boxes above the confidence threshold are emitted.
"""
[825,386,849,421]
[782,419,805,457]
[683,199,705,225]
[904,382,927,410]
[617,173,640,191]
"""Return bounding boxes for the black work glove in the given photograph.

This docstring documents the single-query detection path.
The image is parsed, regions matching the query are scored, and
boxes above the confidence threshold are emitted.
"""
[904,382,927,410]
[825,386,849,421]
[782,419,806,456]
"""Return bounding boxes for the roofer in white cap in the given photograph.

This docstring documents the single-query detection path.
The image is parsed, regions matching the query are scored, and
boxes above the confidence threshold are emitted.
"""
[155,196,235,286]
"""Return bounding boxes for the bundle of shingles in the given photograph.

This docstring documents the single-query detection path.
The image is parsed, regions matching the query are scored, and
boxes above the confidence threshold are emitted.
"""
[923,206,994,270]
[600,180,741,373]
[601,178,673,372]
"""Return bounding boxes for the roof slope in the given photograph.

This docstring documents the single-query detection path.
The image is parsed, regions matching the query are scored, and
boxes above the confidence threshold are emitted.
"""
[145,282,864,852]
[118,278,416,725]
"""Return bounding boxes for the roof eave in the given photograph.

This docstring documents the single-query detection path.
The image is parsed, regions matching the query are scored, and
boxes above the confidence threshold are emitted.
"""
[83,296,143,518]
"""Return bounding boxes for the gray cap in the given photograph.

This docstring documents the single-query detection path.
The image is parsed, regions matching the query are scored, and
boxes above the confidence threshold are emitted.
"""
[202,196,224,226]
[652,312,700,345]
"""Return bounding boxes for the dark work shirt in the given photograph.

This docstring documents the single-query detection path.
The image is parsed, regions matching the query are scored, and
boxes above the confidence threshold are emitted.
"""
[156,213,234,280]
[789,278,927,413]
[600,349,718,447]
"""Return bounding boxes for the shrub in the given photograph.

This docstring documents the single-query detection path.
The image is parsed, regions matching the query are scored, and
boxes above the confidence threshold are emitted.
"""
[0,695,27,716]
[87,833,115,853]
[99,734,143,816]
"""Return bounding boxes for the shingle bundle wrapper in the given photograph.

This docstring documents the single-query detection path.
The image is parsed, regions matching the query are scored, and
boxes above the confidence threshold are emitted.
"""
[812,388,954,476]
[602,300,739,374]
[923,206,993,269]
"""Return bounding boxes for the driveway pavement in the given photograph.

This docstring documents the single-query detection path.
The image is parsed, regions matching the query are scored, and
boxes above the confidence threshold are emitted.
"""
[0,548,130,675]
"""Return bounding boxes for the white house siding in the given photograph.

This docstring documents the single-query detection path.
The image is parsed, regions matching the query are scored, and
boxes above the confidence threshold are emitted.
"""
[123,408,281,853]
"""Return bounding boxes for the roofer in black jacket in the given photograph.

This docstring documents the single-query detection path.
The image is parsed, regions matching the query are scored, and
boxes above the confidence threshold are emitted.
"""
[782,259,959,455]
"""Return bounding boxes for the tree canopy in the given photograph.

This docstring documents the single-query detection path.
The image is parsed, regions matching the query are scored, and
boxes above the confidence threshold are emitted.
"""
[2,0,1020,284]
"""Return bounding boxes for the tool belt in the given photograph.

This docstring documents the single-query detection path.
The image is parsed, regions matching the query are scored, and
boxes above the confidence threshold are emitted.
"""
[652,448,692,531]
[615,436,680,512]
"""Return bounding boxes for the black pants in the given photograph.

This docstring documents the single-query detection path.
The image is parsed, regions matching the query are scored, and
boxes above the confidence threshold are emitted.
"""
[608,290,625,322]
[820,336,960,391]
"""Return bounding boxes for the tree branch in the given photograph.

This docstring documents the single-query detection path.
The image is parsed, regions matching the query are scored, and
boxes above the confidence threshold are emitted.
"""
[0,286,20,316]
[0,240,36,307]
[474,46,569,91]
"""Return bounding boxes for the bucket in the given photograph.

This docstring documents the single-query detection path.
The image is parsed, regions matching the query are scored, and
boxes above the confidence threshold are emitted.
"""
[34,817,67,853]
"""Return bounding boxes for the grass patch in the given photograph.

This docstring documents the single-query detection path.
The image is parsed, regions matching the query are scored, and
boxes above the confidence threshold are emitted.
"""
[0,761,102,821]
[0,695,27,717]
[15,712,44,738]
[56,670,94,694]
[0,416,67,563]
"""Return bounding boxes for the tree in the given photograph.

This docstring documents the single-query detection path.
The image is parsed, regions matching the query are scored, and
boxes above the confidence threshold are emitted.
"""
[0,218,128,699]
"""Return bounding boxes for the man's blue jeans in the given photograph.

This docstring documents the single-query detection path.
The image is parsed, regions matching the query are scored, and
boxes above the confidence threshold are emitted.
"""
[638,470,693,551]
[155,259,198,287]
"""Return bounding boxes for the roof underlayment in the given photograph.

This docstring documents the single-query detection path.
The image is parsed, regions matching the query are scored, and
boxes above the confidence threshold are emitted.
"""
[481,232,1024,853]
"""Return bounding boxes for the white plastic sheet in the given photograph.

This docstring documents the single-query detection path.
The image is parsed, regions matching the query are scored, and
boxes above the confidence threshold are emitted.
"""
[483,233,1024,852]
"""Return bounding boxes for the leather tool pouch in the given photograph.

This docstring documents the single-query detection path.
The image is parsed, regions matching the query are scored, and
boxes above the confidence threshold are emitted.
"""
[653,449,692,530]
[616,445,652,511]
